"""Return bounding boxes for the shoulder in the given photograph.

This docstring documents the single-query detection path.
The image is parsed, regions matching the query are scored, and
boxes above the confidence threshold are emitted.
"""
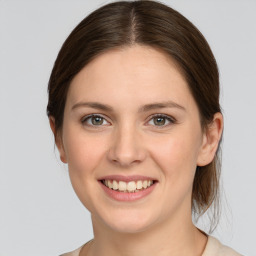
[59,245,82,256]
[202,236,243,256]
[59,240,93,256]
[60,237,243,256]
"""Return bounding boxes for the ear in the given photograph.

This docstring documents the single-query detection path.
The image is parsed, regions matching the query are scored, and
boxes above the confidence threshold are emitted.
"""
[197,112,223,166]
[49,116,67,163]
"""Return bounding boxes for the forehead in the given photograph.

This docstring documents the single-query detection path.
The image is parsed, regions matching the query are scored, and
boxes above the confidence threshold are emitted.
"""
[66,45,195,112]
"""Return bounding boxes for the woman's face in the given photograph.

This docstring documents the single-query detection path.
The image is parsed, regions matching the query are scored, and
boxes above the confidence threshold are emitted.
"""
[56,45,211,233]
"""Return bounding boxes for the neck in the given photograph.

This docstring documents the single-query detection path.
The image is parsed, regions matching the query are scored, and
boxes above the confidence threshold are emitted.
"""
[86,212,207,256]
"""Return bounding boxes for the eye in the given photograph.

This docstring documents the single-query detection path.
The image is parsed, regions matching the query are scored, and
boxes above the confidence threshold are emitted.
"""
[147,114,176,127]
[81,114,175,128]
[81,114,110,126]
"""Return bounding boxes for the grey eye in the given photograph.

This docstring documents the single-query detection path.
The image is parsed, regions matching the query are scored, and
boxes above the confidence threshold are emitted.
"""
[148,114,175,127]
[91,116,104,125]
[153,117,166,126]
[82,115,109,126]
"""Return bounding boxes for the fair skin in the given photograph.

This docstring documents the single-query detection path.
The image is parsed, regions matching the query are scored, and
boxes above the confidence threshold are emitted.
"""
[50,45,223,256]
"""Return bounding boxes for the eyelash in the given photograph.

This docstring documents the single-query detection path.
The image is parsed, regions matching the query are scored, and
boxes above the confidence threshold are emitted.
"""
[81,114,176,128]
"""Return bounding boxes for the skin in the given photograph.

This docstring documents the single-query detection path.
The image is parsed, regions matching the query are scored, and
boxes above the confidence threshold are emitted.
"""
[50,45,223,256]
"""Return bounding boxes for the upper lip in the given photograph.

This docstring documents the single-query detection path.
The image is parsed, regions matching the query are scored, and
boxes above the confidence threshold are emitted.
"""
[98,175,157,182]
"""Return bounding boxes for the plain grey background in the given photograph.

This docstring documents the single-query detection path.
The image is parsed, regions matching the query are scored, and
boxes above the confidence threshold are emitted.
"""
[0,0,255,255]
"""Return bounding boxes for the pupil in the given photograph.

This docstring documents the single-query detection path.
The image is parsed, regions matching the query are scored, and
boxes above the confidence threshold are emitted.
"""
[92,117,103,125]
[154,117,165,126]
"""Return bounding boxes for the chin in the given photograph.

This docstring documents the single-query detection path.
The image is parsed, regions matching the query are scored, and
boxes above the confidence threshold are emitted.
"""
[106,219,154,234]
[93,206,160,234]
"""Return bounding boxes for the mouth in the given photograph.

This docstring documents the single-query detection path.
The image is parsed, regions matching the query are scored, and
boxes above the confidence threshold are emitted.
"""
[98,175,158,201]
[101,179,155,193]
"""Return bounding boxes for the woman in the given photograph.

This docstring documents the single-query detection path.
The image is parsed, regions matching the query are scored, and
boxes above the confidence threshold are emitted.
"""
[47,1,242,255]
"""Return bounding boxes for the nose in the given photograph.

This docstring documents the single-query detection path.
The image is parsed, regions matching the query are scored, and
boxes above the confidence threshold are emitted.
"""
[107,124,147,167]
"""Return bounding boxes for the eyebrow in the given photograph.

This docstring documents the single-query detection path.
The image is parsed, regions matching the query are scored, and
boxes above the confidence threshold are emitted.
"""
[71,100,186,112]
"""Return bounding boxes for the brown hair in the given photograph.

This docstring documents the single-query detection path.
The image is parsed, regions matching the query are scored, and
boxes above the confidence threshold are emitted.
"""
[47,0,222,232]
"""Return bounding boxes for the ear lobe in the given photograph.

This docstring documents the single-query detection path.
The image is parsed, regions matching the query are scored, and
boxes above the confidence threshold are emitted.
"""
[49,117,67,164]
[197,112,223,166]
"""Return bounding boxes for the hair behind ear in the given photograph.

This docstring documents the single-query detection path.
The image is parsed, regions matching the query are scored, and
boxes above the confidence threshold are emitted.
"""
[193,112,223,232]
[49,116,67,163]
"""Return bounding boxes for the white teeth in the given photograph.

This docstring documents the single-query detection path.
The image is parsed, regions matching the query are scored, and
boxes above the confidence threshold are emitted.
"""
[137,180,142,189]
[143,180,148,189]
[119,181,126,191]
[127,181,136,192]
[107,180,113,189]
[103,179,154,192]
[113,180,118,190]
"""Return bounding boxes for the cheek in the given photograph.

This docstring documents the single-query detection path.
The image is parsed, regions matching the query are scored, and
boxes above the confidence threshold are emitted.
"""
[148,130,202,216]
[63,128,106,179]
[62,128,108,212]
[150,129,202,181]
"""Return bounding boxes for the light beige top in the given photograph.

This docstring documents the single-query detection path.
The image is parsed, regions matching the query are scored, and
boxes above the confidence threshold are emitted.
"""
[60,236,242,256]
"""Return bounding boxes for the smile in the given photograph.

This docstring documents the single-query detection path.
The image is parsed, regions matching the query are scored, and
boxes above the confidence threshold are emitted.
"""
[101,179,154,193]
[99,175,157,201]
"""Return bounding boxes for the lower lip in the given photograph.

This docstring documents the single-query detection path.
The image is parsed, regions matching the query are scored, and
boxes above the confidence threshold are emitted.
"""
[99,181,157,202]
